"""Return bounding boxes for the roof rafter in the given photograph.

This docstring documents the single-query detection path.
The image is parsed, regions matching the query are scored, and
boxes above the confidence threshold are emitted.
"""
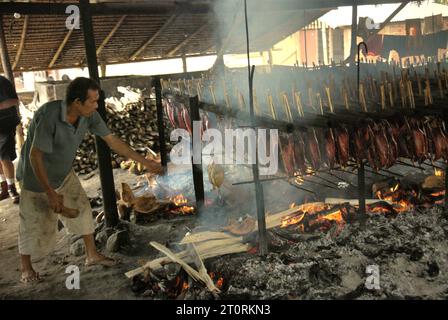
[97,15,127,56]
[167,21,209,57]
[129,14,178,61]
[48,28,74,69]
[12,15,29,70]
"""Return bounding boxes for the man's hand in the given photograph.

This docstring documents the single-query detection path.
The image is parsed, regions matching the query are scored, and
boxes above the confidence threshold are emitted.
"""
[103,134,165,175]
[142,158,164,175]
[47,190,64,213]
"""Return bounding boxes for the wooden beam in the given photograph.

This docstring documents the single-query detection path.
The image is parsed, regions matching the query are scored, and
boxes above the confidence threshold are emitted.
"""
[129,14,177,61]
[12,15,29,70]
[167,21,209,57]
[0,1,410,15]
[96,15,126,56]
[48,28,74,68]
[350,4,358,66]
[344,2,408,64]
[79,0,119,227]
[0,15,14,82]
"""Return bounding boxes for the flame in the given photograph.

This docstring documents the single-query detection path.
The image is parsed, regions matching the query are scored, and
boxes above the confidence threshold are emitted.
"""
[171,194,188,206]
[208,272,225,289]
[217,277,224,289]
[391,183,399,193]
[170,194,195,214]
[281,212,305,227]
[435,168,444,177]
[289,202,296,209]
[295,176,305,185]
[430,190,445,197]
[318,210,343,223]
[182,281,189,291]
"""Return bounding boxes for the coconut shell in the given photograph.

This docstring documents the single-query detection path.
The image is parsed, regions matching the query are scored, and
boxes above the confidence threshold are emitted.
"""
[121,182,135,204]
[222,217,256,236]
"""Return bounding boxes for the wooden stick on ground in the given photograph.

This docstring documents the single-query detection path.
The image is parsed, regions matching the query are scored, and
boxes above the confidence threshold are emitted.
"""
[125,239,249,278]
[150,241,220,294]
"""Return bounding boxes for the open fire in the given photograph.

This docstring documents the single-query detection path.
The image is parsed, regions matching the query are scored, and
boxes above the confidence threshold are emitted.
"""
[280,173,446,234]
[169,194,196,215]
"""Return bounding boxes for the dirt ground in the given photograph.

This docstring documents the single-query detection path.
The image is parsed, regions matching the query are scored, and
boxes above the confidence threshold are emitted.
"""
[3,163,448,300]
[0,167,198,300]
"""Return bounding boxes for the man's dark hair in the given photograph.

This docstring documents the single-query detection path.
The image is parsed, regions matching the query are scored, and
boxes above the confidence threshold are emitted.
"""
[65,77,100,105]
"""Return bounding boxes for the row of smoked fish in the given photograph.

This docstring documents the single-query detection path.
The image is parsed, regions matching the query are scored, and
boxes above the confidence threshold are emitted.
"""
[279,115,448,175]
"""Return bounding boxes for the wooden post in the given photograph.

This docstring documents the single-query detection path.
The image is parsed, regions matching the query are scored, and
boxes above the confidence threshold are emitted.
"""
[0,15,14,82]
[350,4,358,67]
[0,14,25,148]
[189,96,204,208]
[79,0,118,227]
[100,62,106,78]
[182,52,187,74]
[153,76,168,169]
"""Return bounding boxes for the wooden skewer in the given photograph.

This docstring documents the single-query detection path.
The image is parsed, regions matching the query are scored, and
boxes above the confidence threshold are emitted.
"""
[407,80,415,109]
[316,93,324,115]
[209,84,217,105]
[372,78,378,100]
[325,87,334,113]
[195,81,203,101]
[281,92,294,122]
[342,87,350,110]
[183,79,188,94]
[253,89,261,116]
[294,91,305,118]
[222,80,231,111]
[443,69,448,90]
[416,72,422,96]
[388,82,394,108]
[237,91,246,112]
[399,79,406,108]
[359,83,367,112]
[380,84,386,110]
[186,80,192,96]
[436,70,444,99]
[425,79,433,105]
[307,87,314,110]
[267,91,277,120]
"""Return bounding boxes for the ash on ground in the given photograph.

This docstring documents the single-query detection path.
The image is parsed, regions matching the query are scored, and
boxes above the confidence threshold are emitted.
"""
[190,206,448,300]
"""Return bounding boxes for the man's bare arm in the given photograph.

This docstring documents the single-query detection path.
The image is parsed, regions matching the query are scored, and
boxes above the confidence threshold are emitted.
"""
[101,134,162,173]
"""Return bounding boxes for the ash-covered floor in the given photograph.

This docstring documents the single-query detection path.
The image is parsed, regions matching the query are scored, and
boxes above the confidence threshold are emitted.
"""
[1,164,448,300]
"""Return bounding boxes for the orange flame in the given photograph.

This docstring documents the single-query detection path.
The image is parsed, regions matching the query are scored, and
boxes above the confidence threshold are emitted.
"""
[216,277,224,289]
[435,168,444,177]
[281,212,305,227]
[170,194,195,214]
[317,210,343,223]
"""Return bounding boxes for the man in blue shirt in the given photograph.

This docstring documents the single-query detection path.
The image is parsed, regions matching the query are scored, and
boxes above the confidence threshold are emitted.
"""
[16,77,162,283]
